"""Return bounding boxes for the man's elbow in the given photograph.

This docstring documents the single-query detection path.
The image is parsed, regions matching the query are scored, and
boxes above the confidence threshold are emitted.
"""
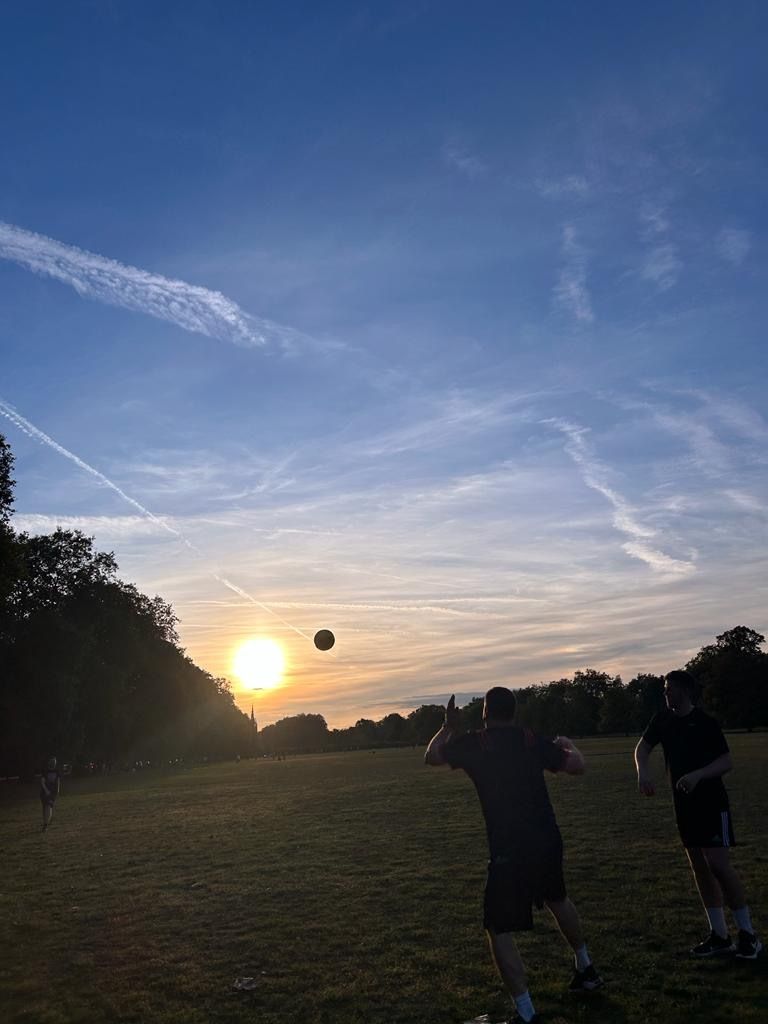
[563,753,585,775]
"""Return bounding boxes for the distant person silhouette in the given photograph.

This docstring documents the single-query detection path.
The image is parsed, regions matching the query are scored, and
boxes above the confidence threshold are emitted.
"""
[635,669,762,960]
[425,688,603,1023]
[40,756,61,832]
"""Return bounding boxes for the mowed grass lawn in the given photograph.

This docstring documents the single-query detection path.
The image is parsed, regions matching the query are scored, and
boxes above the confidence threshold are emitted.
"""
[1,735,767,1024]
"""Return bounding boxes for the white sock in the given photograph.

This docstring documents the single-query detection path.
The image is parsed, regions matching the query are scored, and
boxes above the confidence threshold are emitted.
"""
[574,944,591,971]
[733,906,753,934]
[706,907,728,938]
[513,991,536,1023]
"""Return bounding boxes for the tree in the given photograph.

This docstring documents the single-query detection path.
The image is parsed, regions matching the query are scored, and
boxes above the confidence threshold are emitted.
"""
[378,712,409,745]
[626,674,664,730]
[0,434,14,521]
[351,718,379,747]
[569,669,618,735]
[687,626,768,729]
[599,684,638,734]
[8,529,118,621]
[461,696,484,731]
[259,713,329,754]
[407,704,445,744]
[0,434,21,607]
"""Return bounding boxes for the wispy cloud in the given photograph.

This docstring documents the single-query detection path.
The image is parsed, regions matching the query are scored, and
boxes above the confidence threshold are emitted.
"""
[0,221,310,350]
[652,410,733,476]
[544,417,695,576]
[639,202,670,238]
[716,227,751,267]
[554,224,594,323]
[0,398,312,641]
[441,140,487,179]
[12,513,169,539]
[638,202,681,290]
[641,242,681,290]
[535,175,589,199]
[355,391,524,457]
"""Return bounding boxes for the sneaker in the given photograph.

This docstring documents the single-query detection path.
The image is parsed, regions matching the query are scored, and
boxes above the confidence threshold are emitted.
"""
[735,930,763,960]
[568,963,604,992]
[689,931,735,958]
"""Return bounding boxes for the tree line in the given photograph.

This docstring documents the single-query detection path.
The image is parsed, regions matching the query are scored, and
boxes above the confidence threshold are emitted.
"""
[0,434,253,776]
[2,432,765,771]
[258,626,767,755]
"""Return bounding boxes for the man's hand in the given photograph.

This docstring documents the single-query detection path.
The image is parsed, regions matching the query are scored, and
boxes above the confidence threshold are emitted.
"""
[638,775,656,797]
[552,735,585,775]
[425,697,460,766]
[676,771,700,796]
[444,694,461,731]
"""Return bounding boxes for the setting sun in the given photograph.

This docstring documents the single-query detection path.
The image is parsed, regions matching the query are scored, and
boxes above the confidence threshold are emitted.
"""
[232,637,285,691]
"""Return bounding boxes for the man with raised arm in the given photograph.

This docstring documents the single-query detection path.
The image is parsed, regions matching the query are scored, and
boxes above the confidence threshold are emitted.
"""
[635,669,762,960]
[425,687,603,1024]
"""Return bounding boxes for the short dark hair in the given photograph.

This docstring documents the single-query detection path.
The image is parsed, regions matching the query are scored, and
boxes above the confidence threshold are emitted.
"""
[665,669,703,702]
[484,686,517,721]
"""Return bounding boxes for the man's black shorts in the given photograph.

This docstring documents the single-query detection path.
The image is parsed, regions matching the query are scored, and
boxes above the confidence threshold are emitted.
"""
[483,832,566,933]
[675,796,736,849]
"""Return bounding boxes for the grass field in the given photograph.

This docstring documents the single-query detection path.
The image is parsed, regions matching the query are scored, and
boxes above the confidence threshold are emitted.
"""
[1,735,767,1024]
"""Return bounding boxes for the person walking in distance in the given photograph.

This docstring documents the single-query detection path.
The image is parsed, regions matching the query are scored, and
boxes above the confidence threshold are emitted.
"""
[40,756,61,832]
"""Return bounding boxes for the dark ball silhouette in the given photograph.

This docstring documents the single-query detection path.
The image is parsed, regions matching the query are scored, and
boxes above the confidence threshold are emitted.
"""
[314,629,335,651]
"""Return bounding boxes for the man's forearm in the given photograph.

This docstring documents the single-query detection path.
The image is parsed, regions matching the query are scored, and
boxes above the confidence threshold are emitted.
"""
[634,744,650,776]
[424,725,455,766]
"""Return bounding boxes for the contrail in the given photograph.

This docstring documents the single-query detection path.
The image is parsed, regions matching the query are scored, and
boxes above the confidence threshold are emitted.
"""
[544,417,695,576]
[0,398,313,641]
[0,221,309,350]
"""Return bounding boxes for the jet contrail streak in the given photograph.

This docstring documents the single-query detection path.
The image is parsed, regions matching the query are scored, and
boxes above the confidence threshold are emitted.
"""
[543,416,695,576]
[0,220,309,351]
[0,398,313,642]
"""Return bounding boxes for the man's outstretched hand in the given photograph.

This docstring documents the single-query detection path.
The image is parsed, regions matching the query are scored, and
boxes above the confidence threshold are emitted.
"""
[444,694,461,730]
[638,776,656,797]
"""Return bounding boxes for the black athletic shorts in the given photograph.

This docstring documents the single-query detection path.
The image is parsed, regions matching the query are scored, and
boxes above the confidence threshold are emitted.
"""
[483,833,567,933]
[675,795,735,849]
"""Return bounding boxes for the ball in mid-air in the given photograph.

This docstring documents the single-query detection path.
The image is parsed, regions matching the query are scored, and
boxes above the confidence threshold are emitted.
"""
[313,629,335,651]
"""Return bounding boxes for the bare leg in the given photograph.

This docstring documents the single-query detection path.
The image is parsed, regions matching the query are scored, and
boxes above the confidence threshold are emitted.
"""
[686,847,724,907]
[486,930,528,997]
[545,897,585,951]
[704,848,747,910]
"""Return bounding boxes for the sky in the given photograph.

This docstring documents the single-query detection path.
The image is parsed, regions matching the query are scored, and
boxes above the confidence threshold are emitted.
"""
[1,1,766,728]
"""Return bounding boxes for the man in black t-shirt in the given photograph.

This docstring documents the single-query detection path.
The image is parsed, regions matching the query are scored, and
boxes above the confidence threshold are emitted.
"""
[635,669,761,960]
[425,687,603,1024]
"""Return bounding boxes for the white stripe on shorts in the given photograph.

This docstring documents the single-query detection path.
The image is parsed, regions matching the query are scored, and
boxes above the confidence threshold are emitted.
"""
[721,811,730,847]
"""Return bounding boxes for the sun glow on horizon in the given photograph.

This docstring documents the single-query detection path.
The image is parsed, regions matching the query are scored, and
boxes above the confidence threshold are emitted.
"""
[232,637,285,692]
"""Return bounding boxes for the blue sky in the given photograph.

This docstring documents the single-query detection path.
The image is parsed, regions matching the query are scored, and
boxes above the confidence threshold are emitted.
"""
[1,2,766,726]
